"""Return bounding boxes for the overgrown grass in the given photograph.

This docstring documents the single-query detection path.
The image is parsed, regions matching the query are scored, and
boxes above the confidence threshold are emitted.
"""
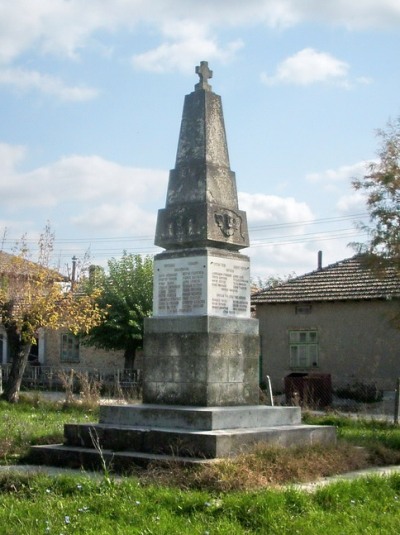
[140,441,372,491]
[304,412,400,466]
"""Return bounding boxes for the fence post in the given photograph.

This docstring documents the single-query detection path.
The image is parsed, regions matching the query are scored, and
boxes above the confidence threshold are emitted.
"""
[266,375,274,406]
[394,377,400,425]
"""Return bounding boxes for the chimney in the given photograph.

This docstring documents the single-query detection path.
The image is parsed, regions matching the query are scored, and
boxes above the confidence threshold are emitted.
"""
[317,251,323,270]
[71,256,77,287]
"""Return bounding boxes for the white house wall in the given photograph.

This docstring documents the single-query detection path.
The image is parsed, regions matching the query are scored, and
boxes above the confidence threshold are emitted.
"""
[256,299,400,393]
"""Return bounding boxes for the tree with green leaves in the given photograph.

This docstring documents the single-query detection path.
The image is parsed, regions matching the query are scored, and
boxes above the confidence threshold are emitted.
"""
[352,116,400,272]
[84,253,153,369]
[251,273,296,293]
[0,225,102,403]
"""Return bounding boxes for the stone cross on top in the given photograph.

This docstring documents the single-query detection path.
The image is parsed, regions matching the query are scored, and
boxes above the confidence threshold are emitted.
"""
[195,61,213,91]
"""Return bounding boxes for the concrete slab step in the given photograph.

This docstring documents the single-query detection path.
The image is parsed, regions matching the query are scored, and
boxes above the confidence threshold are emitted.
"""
[30,444,214,471]
[99,404,301,429]
[58,422,337,460]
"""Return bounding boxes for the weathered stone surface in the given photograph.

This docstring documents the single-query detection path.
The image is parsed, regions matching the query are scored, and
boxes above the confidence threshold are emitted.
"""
[153,249,251,317]
[31,423,337,467]
[143,316,259,406]
[154,63,249,251]
[99,404,302,429]
[155,202,249,250]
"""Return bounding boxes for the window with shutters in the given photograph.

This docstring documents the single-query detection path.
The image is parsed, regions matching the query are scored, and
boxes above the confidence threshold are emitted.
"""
[289,330,318,368]
[60,333,80,363]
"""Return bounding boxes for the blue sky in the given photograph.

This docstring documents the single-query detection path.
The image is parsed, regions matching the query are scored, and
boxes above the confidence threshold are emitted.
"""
[1,0,400,280]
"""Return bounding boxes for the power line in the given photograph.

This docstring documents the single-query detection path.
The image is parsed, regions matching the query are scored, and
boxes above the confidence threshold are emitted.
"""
[0,211,369,262]
[0,211,368,245]
[251,229,367,248]
[250,212,368,232]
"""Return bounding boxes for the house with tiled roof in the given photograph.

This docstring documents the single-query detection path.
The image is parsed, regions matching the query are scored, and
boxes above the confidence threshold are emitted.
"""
[0,251,124,373]
[252,255,400,397]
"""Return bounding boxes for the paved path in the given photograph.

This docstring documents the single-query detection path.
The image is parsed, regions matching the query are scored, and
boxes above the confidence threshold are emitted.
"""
[292,464,400,491]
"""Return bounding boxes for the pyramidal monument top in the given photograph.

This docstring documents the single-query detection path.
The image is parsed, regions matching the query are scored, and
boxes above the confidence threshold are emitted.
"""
[155,61,250,252]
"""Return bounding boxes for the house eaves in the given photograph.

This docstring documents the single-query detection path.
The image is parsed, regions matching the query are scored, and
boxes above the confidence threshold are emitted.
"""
[252,255,400,305]
[0,251,66,282]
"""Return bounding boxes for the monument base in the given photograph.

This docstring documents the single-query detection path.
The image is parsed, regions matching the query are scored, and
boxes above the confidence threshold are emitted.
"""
[143,316,260,406]
[31,404,336,470]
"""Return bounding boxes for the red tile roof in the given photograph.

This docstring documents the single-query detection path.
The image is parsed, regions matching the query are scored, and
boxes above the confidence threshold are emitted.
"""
[252,256,400,304]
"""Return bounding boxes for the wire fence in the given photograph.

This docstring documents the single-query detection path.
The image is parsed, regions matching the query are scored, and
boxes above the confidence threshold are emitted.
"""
[0,364,142,400]
[1,365,399,422]
[273,373,400,422]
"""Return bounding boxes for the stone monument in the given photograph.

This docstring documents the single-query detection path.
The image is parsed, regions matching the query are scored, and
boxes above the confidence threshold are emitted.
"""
[143,60,259,407]
[31,62,335,469]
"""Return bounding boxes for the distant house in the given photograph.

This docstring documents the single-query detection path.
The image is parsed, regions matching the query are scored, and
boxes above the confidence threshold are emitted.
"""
[252,255,400,394]
[0,251,124,371]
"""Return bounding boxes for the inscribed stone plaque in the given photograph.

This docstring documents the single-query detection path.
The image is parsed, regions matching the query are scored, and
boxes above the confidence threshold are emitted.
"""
[153,255,250,317]
[208,257,250,317]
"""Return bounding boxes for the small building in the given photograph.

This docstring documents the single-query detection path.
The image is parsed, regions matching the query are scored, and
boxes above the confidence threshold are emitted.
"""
[0,251,124,372]
[1,327,124,370]
[252,255,400,396]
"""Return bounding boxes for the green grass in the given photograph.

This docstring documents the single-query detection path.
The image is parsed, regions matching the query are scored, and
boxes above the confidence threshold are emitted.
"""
[304,412,400,464]
[0,396,98,464]
[2,399,400,533]
[1,472,400,534]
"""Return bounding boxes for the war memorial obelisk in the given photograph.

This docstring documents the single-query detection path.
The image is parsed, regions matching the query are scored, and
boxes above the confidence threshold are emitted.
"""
[143,61,259,406]
[32,63,335,468]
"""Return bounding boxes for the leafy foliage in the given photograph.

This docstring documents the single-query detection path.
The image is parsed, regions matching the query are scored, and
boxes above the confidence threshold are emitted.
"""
[0,224,103,402]
[252,273,296,293]
[84,252,153,368]
[352,117,400,271]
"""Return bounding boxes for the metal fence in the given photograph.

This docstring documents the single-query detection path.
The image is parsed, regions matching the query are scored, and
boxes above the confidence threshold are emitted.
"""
[0,364,142,400]
[274,373,400,422]
[1,364,399,421]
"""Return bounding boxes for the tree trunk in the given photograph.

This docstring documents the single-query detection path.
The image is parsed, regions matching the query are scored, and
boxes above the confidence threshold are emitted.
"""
[2,342,32,403]
[124,345,136,370]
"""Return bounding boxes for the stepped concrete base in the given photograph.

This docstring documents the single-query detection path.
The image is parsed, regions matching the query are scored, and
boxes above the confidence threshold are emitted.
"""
[99,404,302,429]
[30,404,336,472]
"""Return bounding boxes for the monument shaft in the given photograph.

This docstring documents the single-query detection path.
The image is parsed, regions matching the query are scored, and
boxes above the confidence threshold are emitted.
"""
[143,62,259,406]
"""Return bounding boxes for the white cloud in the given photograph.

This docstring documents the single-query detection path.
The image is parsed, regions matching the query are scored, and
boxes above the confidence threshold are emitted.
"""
[248,224,359,279]
[298,0,400,30]
[0,155,167,208]
[0,0,395,100]
[0,143,27,173]
[71,202,157,235]
[239,191,313,225]
[239,190,364,278]
[0,67,98,101]
[1,1,399,67]
[305,161,371,218]
[132,20,243,73]
[0,1,294,67]
[261,48,351,87]
[306,161,371,184]
[0,146,167,235]
[336,191,367,214]
[237,191,316,277]
[0,144,168,262]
